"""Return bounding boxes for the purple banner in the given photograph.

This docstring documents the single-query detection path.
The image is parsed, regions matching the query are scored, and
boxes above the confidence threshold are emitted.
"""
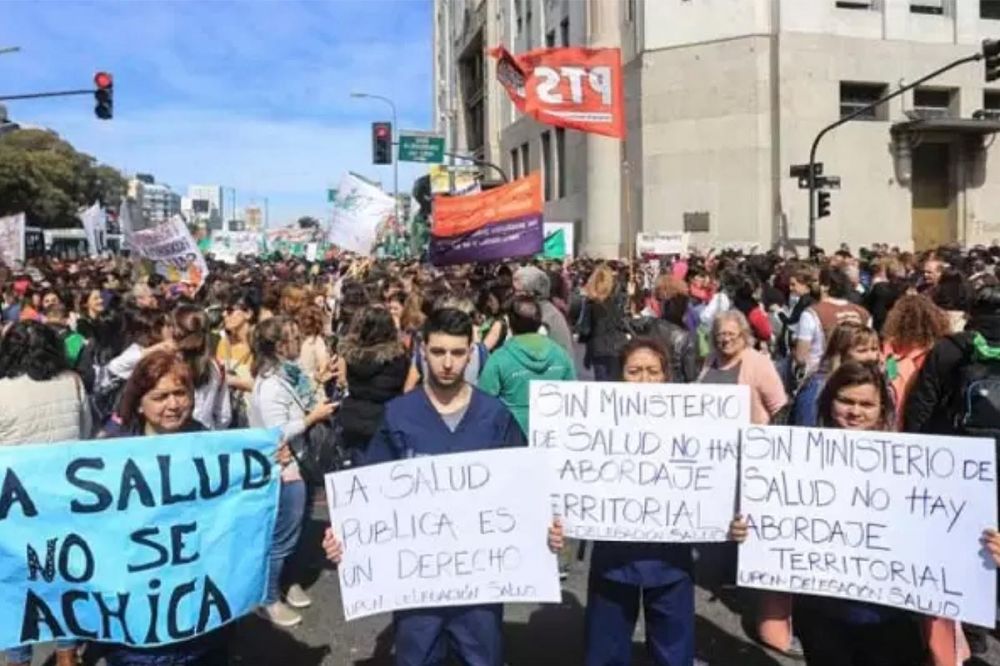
[429,213,544,266]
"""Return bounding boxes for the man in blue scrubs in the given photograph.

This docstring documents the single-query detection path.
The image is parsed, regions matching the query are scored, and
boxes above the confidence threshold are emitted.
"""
[324,307,525,666]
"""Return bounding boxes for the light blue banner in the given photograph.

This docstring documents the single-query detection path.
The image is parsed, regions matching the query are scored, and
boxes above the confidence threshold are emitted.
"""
[0,428,281,650]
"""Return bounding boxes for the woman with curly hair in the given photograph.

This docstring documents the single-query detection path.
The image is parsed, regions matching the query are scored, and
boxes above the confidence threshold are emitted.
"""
[881,293,950,429]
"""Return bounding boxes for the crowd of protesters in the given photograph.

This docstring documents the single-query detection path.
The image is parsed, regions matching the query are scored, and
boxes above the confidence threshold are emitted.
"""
[2,240,1000,666]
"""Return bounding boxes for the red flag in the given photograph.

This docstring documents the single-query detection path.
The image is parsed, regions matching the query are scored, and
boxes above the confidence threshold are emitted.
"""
[490,45,625,139]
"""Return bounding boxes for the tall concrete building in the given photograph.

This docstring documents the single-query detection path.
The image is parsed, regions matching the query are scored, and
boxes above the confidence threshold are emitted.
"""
[433,0,1000,254]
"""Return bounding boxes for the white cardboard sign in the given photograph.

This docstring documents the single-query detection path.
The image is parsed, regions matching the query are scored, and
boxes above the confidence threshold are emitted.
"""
[325,448,561,621]
[529,380,750,543]
[737,425,998,627]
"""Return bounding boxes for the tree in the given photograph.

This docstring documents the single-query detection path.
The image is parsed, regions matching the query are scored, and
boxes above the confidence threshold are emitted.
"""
[296,215,320,229]
[0,129,126,228]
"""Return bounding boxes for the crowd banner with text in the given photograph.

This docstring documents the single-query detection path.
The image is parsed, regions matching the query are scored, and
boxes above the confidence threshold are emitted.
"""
[78,203,105,257]
[0,428,281,650]
[529,381,751,542]
[636,231,689,257]
[430,172,544,266]
[490,46,625,139]
[325,448,562,621]
[130,216,209,288]
[0,212,26,267]
[737,425,998,627]
[327,172,396,255]
[207,232,266,263]
[429,165,480,196]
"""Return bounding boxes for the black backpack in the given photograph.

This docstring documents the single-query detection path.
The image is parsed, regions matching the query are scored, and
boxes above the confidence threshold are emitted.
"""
[953,335,1000,443]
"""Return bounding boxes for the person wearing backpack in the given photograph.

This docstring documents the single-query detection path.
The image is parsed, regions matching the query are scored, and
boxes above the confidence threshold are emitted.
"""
[903,284,1000,439]
[903,283,1000,662]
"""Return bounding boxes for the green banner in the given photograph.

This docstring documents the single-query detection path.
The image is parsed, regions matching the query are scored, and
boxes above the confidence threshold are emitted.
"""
[540,229,566,259]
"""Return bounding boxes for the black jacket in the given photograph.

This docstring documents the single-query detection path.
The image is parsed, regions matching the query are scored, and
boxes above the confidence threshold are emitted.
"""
[630,317,699,383]
[578,292,629,360]
[903,313,1000,435]
[340,339,409,450]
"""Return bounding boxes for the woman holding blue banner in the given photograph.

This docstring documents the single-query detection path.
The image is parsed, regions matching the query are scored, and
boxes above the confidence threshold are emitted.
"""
[99,350,228,665]
[0,321,89,666]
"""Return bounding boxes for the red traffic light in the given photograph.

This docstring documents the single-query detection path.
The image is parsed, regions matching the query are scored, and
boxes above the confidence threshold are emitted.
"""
[94,71,113,89]
[375,125,389,138]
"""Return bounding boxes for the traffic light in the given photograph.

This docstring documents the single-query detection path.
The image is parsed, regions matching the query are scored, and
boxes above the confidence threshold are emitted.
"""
[94,71,113,120]
[817,190,831,219]
[984,39,1000,83]
[372,121,393,165]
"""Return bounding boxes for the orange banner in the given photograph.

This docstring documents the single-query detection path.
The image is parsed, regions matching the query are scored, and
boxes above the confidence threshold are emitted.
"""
[491,45,625,139]
[432,172,542,237]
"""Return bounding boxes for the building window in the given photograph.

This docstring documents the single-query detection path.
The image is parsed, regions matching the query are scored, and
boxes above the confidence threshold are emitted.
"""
[836,0,878,8]
[910,0,946,15]
[626,0,636,22]
[520,142,530,175]
[511,148,521,179]
[913,87,956,118]
[555,128,566,198]
[983,0,1000,19]
[514,0,523,37]
[546,29,555,47]
[542,131,553,201]
[525,3,533,49]
[560,18,570,46]
[985,90,1000,110]
[839,82,889,121]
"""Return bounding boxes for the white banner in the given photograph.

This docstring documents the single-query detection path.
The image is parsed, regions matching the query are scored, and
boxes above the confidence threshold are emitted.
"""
[0,213,25,267]
[530,380,750,542]
[325,448,561,621]
[208,232,265,263]
[737,425,998,627]
[327,173,395,255]
[130,216,209,287]
[636,231,689,257]
[78,202,104,256]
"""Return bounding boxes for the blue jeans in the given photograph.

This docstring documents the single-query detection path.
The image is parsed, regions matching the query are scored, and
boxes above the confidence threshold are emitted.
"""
[267,479,306,604]
[5,641,77,664]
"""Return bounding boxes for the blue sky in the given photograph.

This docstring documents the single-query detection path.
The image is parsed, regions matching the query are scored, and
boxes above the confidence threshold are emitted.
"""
[1,0,433,226]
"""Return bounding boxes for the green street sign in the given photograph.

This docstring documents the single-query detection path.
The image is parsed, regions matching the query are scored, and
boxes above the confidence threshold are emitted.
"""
[399,132,445,164]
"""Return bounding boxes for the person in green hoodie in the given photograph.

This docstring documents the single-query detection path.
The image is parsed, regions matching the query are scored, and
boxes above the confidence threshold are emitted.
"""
[479,294,576,435]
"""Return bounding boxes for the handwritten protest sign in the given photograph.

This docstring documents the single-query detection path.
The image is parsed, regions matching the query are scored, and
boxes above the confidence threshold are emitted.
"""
[325,448,561,621]
[0,429,280,650]
[0,212,26,267]
[529,381,750,542]
[737,425,998,627]
[130,216,209,288]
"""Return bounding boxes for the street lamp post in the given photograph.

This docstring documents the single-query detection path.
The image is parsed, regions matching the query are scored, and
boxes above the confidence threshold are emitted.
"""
[350,92,400,229]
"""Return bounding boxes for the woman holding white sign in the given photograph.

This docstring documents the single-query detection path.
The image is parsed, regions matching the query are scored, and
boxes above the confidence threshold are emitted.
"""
[699,310,795,657]
[549,338,707,666]
[731,362,927,666]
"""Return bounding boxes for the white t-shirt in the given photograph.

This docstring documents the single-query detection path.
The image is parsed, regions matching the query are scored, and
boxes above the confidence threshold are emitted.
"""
[795,308,825,372]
